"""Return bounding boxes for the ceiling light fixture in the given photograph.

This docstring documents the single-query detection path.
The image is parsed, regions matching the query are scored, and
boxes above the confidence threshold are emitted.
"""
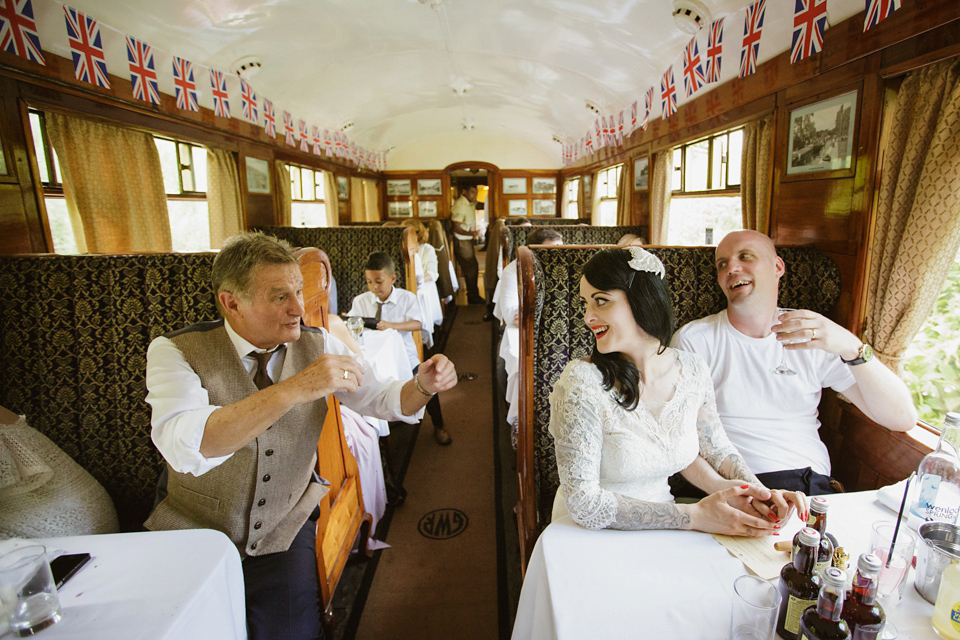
[450,76,472,97]
[585,100,602,115]
[340,121,354,132]
[233,55,263,80]
[671,0,711,34]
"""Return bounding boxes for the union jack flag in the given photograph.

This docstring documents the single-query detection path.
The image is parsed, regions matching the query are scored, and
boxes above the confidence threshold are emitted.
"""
[312,126,322,155]
[629,100,638,135]
[299,120,309,152]
[358,147,365,169]
[616,111,625,146]
[585,130,594,154]
[864,0,900,31]
[172,56,198,112]
[126,37,159,104]
[661,67,677,118]
[240,80,257,123]
[791,0,828,63]
[283,111,295,146]
[262,97,276,138]
[323,129,332,156]
[683,37,706,97]
[209,69,230,118]
[642,87,653,130]
[0,0,44,64]
[740,0,766,78]
[593,118,603,150]
[349,142,357,163]
[64,6,108,88]
[706,18,725,83]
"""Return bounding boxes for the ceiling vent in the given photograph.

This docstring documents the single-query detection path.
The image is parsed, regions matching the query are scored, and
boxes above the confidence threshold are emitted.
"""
[585,100,602,115]
[340,121,354,132]
[552,135,563,144]
[672,0,711,34]
[233,56,262,80]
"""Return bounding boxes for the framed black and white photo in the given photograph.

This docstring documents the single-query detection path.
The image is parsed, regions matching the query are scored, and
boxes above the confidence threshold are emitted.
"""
[786,90,858,176]
[388,201,413,218]
[337,176,348,200]
[245,157,270,194]
[508,199,528,216]
[633,156,649,191]
[532,200,555,216]
[503,177,526,195]
[386,179,411,196]
[418,200,438,218]
[532,177,556,194]
[417,178,442,196]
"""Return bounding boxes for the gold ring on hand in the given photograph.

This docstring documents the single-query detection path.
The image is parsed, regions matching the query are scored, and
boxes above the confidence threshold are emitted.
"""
[342,369,349,380]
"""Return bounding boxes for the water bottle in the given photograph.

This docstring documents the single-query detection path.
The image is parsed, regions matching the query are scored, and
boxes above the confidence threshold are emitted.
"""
[909,412,960,530]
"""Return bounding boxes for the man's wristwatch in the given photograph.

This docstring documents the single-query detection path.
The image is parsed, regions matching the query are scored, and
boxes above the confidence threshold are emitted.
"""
[841,343,874,366]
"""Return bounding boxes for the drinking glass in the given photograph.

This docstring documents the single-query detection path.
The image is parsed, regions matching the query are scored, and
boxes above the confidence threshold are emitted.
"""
[729,574,781,640]
[771,308,802,376]
[870,521,917,639]
[0,545,62,637]
[345,316,364,346]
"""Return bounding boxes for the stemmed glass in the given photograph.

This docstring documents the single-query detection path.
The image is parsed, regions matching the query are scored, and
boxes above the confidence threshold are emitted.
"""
[870,521,917,640]
[345,316,364,347]
[771,308,799,376]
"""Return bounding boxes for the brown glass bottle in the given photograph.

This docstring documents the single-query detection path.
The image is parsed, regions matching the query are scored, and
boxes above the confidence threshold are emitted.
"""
[799,567,851,639]
[778,527,823,640]
[840,553,886,640]
[792,497,835,575]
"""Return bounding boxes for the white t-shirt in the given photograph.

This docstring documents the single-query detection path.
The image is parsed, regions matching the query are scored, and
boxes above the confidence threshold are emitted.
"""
[450,195,476,240]
[349,287,422,369]
[672,310,856,476]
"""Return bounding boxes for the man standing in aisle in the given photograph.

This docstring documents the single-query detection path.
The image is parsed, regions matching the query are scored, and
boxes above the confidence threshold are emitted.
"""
[451,185,484,304]
[144,232,458,640]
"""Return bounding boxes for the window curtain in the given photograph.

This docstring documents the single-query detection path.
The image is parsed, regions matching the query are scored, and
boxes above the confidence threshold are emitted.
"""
[616,165,632,225]
[350,177,365,221]
[273,161,292,225]
[206,148,244,247]
[589,170,604,225]
[323,171,339,227]
[649,151,672,244]
[864,57,960,372]
[577,176,586,220]
[363,179,379,222]
[740,114,774,233]
[46,112,171,253]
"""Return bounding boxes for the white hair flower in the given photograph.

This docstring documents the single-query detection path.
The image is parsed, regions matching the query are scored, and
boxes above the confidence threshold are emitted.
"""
[627,246,665,279]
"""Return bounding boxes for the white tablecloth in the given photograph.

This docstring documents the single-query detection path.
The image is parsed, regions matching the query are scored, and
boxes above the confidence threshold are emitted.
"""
[500,326,520,430]
[358,328,415,436]
[512,491,938,640]
[2,529,245,640]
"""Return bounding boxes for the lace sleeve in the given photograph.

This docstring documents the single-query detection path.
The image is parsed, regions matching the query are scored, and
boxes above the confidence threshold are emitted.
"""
[688,353,739,470]
[548,362,618,530]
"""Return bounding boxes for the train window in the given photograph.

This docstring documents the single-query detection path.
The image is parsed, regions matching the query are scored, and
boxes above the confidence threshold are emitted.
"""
[562,178,579,218]
[595,165,622,226]
[154,137,209,251]
[902,248,960,427]
[668,127,744,245]
[28,111,76,253]
[288,164,329,227]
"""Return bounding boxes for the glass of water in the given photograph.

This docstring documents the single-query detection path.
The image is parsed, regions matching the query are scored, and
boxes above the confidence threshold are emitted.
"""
[0,545,62,636]
[345,316,364,346]
[729,574,781,640]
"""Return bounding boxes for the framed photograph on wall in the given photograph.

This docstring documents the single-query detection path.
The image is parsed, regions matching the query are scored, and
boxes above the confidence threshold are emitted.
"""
[388,201,413,218]
[508,199,528,216]
[532,177,556,194]
[503,177,526,195]
[386,179,411,196]
[417,178,442,196]
[245,157,271,194]
[418,200,438,218]
[786,90,858,176]
[532,200,555,216]
[337,176,348,200]
[633,156,649,191]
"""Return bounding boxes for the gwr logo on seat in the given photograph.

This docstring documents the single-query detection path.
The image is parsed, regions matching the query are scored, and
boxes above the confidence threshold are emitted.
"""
[417,508,468,540]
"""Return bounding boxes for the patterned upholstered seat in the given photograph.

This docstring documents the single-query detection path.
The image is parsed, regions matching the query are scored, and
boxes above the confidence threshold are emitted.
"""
[514,245,841,568]
[504,225,648,263]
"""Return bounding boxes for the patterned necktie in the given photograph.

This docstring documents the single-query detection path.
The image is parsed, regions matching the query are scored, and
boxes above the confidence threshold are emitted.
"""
[250,350,274,390]
[375,301,383,322]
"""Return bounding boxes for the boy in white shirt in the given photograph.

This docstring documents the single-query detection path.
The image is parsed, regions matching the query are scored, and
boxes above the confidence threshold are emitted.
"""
[348,252,452,445]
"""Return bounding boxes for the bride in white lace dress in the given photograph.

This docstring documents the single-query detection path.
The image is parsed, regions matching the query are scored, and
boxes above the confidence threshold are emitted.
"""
[550,248,806,534]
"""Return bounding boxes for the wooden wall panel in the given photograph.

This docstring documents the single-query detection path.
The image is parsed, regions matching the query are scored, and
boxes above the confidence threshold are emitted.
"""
[0,185,34,254]
[773,179,856,254]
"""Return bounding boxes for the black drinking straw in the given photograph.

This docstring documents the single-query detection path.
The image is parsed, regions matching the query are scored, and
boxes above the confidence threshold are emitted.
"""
[887,471,915,568]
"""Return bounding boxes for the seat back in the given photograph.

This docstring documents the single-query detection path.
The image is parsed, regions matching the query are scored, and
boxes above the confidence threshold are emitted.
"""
[428,220,455,300]
[504,225,648,263]
[515,244,842,570]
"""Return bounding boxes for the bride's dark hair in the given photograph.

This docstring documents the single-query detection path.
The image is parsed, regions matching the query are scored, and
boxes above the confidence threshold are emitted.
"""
[581,248,675,410]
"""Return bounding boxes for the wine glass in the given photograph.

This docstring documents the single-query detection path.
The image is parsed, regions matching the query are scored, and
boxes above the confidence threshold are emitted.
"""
[771,308,799,376]
[345,316,364,346]
[870,521,917,639]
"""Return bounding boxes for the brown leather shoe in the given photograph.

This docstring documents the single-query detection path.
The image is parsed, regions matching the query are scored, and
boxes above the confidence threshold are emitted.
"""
[434,427,452,445]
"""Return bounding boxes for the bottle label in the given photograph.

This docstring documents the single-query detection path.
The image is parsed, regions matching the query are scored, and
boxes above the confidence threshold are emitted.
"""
[912,473,941,520]
[952,603,960,631]
[785,595,817,634]
[931,480,960,523]
[814,559,831,576]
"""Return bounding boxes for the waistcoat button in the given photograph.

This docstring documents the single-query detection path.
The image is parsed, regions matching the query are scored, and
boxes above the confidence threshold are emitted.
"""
[263,474,271,482]
[251,541,258,550]
[254,521,262,530]
[258,499,266,507]
[265,449,274,456]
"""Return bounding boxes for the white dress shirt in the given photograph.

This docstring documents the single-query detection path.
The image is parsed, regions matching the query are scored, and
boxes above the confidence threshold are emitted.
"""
[348,287,422,369]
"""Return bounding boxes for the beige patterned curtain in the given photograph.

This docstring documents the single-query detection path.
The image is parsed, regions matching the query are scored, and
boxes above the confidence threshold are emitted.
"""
[740,114,773,232]
[864,57,960,372]
[589,170,603,225]
[363,179,379,222]
[616,163,632,225]
[206,149,244,247]
[649,151,672,244]
[577,175,586,220]
[273,161,292,225]
[323,171,339,227]
[46,112,171,253]
[350,177,365,221]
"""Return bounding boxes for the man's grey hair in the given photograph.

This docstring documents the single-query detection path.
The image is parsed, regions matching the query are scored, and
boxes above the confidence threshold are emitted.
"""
[212,232,297,309]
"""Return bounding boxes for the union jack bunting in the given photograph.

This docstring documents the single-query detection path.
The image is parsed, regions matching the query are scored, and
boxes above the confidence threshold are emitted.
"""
[349,142,357,164]
[172,57,199,112]
[661,67,677,118]
[864,0,900,31]
[706,18,724,83]
[312,126,322,155]
[642,87,653,130]
[299,120,309,152]
[629,100,638,136]
[323,129,332,156]
[606,116,616,147]
[791,0,828,63]
[209,69,230,117]
[126,37,160,104]
[616,111,625,146]
[262,97,276,138]
[240,80,258,122]
[585,130,594,154]
[0,0,44,64]
[682,37,706,97]
[593,118,604,150]
[64,6,108,88]
[740,0,766,78]
[283,111,295,146]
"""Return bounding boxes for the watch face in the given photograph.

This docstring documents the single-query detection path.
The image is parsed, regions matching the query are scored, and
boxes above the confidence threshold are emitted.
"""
[862,344,874,361]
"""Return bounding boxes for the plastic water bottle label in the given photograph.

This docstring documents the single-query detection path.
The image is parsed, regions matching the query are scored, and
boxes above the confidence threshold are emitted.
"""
[912,473,941,519]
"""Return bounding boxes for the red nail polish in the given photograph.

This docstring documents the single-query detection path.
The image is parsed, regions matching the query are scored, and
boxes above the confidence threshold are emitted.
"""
[741,485,749,489]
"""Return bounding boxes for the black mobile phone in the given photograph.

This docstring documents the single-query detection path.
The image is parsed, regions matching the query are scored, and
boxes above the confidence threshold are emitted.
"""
[50,552,91,589]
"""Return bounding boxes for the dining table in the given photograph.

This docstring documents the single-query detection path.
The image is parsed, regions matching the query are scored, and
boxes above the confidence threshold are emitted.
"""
[0,528,245,640]
[356,327,416,436]
[511,490,939,640]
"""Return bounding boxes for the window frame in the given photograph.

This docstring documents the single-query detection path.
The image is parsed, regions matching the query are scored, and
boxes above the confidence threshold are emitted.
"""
[672,127,743,197]
[154,136,206,201]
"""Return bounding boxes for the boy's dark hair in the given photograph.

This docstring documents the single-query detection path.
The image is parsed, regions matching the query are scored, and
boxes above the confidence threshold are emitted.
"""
[526,229,563,245]
[364,252,396,274]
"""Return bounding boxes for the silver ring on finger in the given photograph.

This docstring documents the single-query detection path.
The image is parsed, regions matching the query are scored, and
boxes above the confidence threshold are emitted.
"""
[342,369,349,380]
[811,329,817,339]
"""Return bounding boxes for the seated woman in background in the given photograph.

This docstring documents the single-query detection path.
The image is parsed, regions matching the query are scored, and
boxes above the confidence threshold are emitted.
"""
[402,219,443,350]
[550,247,806,534]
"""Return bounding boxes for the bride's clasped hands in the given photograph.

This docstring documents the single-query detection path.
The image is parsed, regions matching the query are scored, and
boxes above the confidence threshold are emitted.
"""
[679,483,808,537]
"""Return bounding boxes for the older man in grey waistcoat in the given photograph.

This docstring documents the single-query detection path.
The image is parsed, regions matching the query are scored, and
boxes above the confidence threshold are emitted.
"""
[144,232,458,640]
